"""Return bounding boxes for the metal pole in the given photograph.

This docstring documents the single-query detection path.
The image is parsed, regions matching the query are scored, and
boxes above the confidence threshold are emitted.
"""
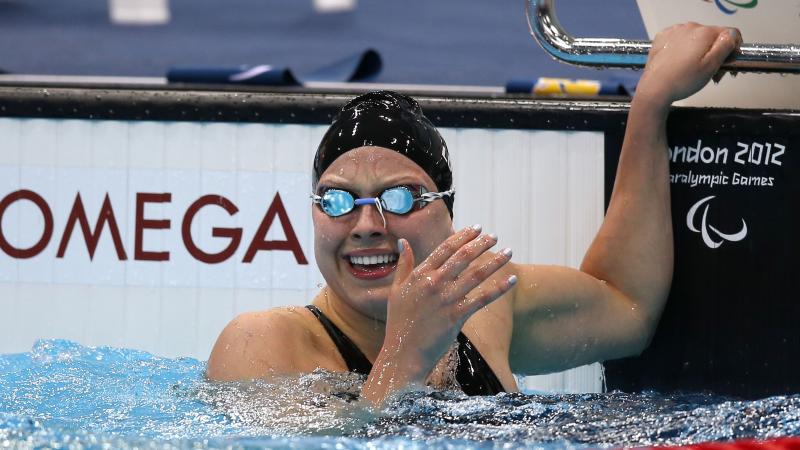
[526,0,800,73]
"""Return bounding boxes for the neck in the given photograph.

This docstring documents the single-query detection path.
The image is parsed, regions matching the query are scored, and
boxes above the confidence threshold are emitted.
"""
[311,286,387,362]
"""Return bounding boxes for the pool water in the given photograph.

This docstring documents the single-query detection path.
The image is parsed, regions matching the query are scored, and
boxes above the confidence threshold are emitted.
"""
[1,340,799,449]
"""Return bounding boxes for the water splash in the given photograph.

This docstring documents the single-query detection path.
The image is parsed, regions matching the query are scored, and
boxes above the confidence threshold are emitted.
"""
[2,340,800,449]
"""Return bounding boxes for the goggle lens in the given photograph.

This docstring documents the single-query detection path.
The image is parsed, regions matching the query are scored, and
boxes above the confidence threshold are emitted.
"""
[318,186,418,217]
[320,189,355,217]
[380,186,415,214]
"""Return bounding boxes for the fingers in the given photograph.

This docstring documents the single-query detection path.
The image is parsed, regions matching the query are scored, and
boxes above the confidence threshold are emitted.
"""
[703,27,742,72]
[417,224,482,272]
[447,248,514,301]
[438,233,499,279]
[392,238,415,287]
[461,273,518,316]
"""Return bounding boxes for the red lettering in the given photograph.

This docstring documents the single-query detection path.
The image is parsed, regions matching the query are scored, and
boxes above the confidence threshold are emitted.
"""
[56,193,127,260]
[181,195,242,264]
[135,192,171,261]
[0,189,54,259]
[243,192,308,264]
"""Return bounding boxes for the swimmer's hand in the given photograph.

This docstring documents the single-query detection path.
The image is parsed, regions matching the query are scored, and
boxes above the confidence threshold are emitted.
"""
[636,23,742,107]
[361,226,515,405]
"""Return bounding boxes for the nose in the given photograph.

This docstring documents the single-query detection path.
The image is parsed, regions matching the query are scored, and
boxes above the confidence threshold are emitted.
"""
[350,201,386,240]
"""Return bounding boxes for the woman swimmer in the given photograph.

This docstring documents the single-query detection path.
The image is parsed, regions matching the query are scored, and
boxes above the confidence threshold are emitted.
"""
[207,23,743,404]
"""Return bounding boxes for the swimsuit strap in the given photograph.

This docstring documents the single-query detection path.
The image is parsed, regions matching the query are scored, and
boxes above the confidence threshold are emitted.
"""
[455,332,506,395]
[305,305,372,376]
[305,305,505,395]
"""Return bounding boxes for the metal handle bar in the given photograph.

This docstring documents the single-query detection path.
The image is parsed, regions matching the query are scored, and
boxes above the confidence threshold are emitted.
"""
[526,0,800,73]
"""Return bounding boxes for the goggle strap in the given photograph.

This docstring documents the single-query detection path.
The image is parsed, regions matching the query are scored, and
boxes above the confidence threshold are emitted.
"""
[375,197,386,228]
[419,189,455,203]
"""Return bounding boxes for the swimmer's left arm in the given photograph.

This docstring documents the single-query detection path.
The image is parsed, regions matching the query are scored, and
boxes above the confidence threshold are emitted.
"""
[506,23,742,375]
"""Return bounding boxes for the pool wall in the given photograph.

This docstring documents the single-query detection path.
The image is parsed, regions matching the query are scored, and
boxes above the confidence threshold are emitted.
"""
[1,86,797,398]
[0,87,616,393]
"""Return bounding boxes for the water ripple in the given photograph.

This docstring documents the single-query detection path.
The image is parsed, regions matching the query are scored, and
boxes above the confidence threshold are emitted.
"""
[1,340,799,449]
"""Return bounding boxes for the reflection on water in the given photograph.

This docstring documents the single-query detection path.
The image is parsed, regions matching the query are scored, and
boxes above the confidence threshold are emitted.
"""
[0,340,799,449]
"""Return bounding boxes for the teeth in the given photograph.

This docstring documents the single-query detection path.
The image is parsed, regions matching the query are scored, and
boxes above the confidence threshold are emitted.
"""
[349,254,398,266]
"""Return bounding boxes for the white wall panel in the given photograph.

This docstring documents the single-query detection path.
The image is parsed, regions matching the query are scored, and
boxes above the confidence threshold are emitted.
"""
[86,286,127,348]
[56,120,93,168]
[0,166,19,283]
[0,118,605,393]
[234,288,270,316]
[17,166,56,284]
[124,286,162,352]
[0,118,21,166]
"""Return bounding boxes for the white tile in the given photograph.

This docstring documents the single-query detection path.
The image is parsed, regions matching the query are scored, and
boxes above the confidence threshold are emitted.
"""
[235,171,275,289]
[126,169,167,286]
[529,131,569,265]
[196,288,235,358]
[451,128,494,231]
[233,288,270,315]
[16,284,60,345]
[19,119,57,167]
[51,285,91,344]
[195,170,238,288]
[236,123,275,172]
[157,287,198,357]
[91,121,129,169]
[0,283,20,353]
[164,122,202,170]
[123,286,162,352]
[200,123,237,171]
[127,122,166,169]
[88,169,129,286]
[17,167,56,284]
[306,124,328,164]
[268,288,306,308]
[0,167,21,282]
[271,172,314,290]
[0,118,22,165]
[85,286,126,348]
[491,130,531,261]
[566,132,604,267]
[55,120,93,168]
[162,169,200,287]
[52,169,92,285]
[273,124,312,172]
[83,286,125,348]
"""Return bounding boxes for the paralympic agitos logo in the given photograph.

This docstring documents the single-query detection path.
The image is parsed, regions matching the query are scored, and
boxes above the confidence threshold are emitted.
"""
[686,195,748,249]
[703,0,758,15]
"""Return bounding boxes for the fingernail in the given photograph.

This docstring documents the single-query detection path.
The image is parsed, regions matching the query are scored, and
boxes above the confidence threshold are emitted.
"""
[727,29,739,40]
[488,233,498,240]
[508,275,518,286]
[500,248,513,257]
[471,224,482,232]
[397,239,405,253]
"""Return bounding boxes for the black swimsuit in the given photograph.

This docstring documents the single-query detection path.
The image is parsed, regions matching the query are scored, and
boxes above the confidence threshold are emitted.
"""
[305,305,505,396]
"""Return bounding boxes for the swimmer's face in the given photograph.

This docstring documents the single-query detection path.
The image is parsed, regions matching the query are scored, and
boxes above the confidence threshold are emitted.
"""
[313,146,453,320]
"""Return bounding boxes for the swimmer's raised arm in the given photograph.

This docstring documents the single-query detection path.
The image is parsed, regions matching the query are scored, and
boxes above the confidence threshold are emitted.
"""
[506,23,742,373]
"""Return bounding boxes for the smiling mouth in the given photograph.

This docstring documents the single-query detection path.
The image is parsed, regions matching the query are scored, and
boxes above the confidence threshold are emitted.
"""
[345,253,399,279]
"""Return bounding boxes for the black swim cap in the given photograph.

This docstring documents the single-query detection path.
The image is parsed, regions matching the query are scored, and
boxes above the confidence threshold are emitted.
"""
[313,91,454,216]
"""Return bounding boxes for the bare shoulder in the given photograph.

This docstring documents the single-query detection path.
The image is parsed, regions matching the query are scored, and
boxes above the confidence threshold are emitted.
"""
[206,306,321,381]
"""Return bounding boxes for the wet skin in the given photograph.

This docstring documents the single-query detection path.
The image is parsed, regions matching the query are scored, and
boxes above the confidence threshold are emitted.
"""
[207,23,743,406]
[311,146,455,325]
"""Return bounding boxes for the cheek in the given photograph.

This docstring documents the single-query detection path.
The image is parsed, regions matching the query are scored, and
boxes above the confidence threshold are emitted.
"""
[312,211,347,254]
[394,206,453,263]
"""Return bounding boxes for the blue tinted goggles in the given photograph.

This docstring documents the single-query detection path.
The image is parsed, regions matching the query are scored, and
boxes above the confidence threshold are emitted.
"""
[311,185,455,227]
